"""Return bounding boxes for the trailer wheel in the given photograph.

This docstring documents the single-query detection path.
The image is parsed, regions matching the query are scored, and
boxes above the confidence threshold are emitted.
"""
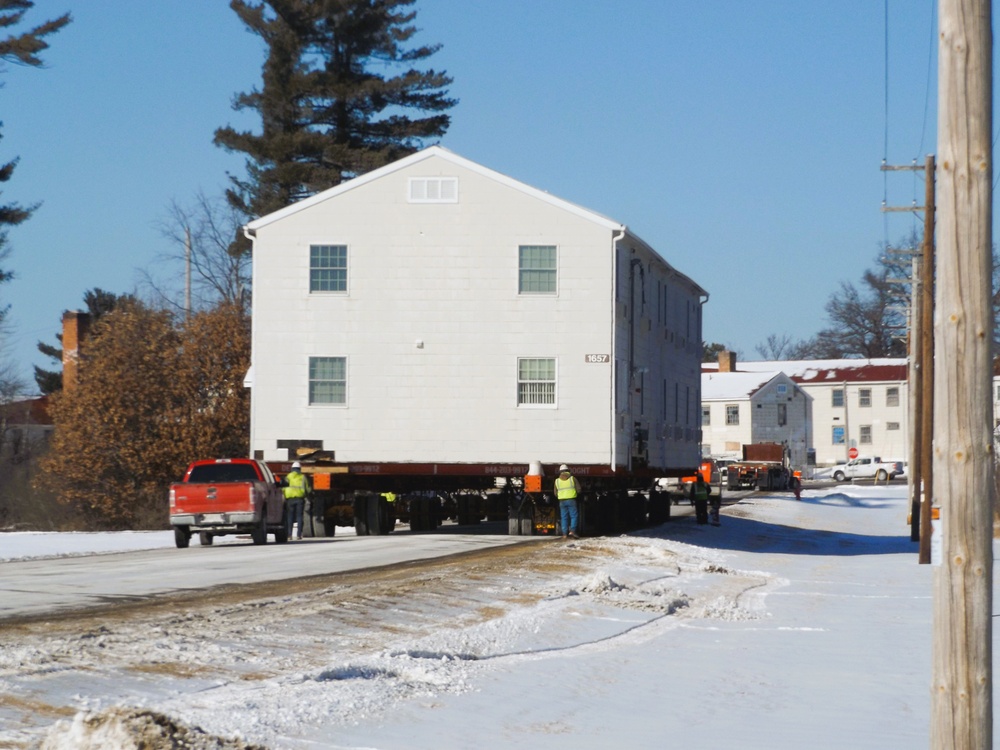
[354,495,370,535]
[174,526,191,549]
[199,532,214,546]
[367,494,392,535]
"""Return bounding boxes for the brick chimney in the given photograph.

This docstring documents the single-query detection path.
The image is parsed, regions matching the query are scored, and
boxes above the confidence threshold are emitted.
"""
[718,350,737,373]
[62,311,91,393]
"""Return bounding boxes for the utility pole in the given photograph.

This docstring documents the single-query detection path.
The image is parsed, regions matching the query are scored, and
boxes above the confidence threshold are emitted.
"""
[932,0,993,746]
[918,154,935,565]
[184,226,192,323]
[880,160,934,549]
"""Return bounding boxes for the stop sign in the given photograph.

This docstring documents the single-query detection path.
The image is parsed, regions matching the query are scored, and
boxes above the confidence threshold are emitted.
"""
[848,447,859,459]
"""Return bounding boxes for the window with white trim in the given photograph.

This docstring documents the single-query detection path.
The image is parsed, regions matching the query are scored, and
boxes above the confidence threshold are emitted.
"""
[408,177,458,203]
[518,245,557,294]
[859,388,872,407]
[832,388,844,407]
[725,404,739,426]
[309,357,347,404]
[702,405,710,426]
[886,387,899,407]
[887,422,900,430]
[860,425,872,444]
[310,245,347,292]
[517,358,556,406]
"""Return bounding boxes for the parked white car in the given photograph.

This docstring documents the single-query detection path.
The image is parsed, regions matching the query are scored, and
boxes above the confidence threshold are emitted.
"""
[831,457,903,482]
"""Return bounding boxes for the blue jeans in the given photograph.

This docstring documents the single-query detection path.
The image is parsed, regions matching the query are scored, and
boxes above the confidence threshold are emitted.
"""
[285,497,304,538]
[559,499,578,535]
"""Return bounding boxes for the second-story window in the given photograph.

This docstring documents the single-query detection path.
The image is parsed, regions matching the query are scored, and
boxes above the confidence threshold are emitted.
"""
[518,245,557,294]
[859,388,872,408]
[725,404,739,426]
[310,244,347,292]
[832,388,844,407]
[886,387,899,407]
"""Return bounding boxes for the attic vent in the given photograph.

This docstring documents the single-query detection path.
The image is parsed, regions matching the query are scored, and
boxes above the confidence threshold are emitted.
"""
[408,177,458,203]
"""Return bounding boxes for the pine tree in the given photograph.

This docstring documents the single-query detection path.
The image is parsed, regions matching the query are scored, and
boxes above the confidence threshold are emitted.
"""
[0,2,70,325]
[214,0,455,224]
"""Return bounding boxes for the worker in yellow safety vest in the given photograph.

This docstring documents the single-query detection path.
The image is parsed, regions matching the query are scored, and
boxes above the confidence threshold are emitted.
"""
[283,462,310,540]
[554,464,581,539]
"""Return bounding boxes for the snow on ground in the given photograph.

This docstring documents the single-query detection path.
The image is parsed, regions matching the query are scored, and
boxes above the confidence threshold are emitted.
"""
[1,485,993,749]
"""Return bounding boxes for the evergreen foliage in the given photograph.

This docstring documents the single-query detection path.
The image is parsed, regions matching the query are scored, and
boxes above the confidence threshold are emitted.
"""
[0,1,70,326]
[214,0,455,226]
[34,288,135,395]
[38,301,251,528]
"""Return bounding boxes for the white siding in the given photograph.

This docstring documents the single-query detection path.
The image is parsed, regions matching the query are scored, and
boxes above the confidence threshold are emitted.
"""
[247,150,704,472]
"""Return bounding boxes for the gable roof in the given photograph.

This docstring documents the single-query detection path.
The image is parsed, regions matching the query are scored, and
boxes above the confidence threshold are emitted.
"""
[705,358,908,385]
[246,145,624,232]
[243,145,708,299]
[702,371,786,400]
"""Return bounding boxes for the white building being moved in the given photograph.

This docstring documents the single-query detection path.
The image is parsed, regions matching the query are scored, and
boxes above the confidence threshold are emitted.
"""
[242,146,707,482]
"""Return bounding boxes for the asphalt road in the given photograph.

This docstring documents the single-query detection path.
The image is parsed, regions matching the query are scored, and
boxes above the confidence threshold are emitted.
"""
[0,524,542,622]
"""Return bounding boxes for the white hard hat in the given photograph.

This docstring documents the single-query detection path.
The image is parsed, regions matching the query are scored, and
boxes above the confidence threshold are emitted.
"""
[559,464,569,472]
[292,461,301,469]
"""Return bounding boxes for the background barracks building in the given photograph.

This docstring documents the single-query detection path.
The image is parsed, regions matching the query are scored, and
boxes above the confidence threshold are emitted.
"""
[242,147,707,477]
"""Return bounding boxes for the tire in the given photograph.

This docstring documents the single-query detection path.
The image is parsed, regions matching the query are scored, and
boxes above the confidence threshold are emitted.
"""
[876,469,888,481]
[833,471,845,482]
[251,512,267,545]
[354,495,370,536]
[367,495,384,535]
[174,526,190,549]
[199,532,214,546]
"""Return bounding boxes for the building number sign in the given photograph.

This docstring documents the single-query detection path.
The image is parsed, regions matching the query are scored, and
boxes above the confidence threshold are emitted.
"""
[584,354,610,364]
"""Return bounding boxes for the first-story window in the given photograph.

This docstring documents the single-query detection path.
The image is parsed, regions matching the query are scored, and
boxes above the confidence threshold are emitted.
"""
[725,404,739,426]
[832,426,845,444]
[518,357,556,406]
[309,356,346,404]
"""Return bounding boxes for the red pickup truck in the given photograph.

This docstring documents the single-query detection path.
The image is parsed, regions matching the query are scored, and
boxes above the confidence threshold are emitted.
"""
[169,458,287,548]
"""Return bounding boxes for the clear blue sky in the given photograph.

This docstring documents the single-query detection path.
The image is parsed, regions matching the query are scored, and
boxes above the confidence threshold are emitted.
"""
[3,1,945,389]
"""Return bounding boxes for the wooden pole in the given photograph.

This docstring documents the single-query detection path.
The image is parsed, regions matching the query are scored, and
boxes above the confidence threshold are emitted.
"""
[932,0,993,745]
[909,252,923,543]
[919,154,935,564]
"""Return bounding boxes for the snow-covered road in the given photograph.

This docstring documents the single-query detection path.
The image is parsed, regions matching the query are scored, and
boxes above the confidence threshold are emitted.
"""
[2,486,992,750]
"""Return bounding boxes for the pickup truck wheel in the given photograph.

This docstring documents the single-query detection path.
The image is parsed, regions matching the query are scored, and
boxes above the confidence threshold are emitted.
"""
[833,471,845,482]
[199,532,214,546]
[174,526,191,549]
[876,469,888,481]
[251,512,268,545]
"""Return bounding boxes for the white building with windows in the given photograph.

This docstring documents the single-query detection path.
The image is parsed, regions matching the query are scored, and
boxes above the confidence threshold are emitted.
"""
[242,146,707,474]
[701,368,809,467]
[704,354,909,468]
